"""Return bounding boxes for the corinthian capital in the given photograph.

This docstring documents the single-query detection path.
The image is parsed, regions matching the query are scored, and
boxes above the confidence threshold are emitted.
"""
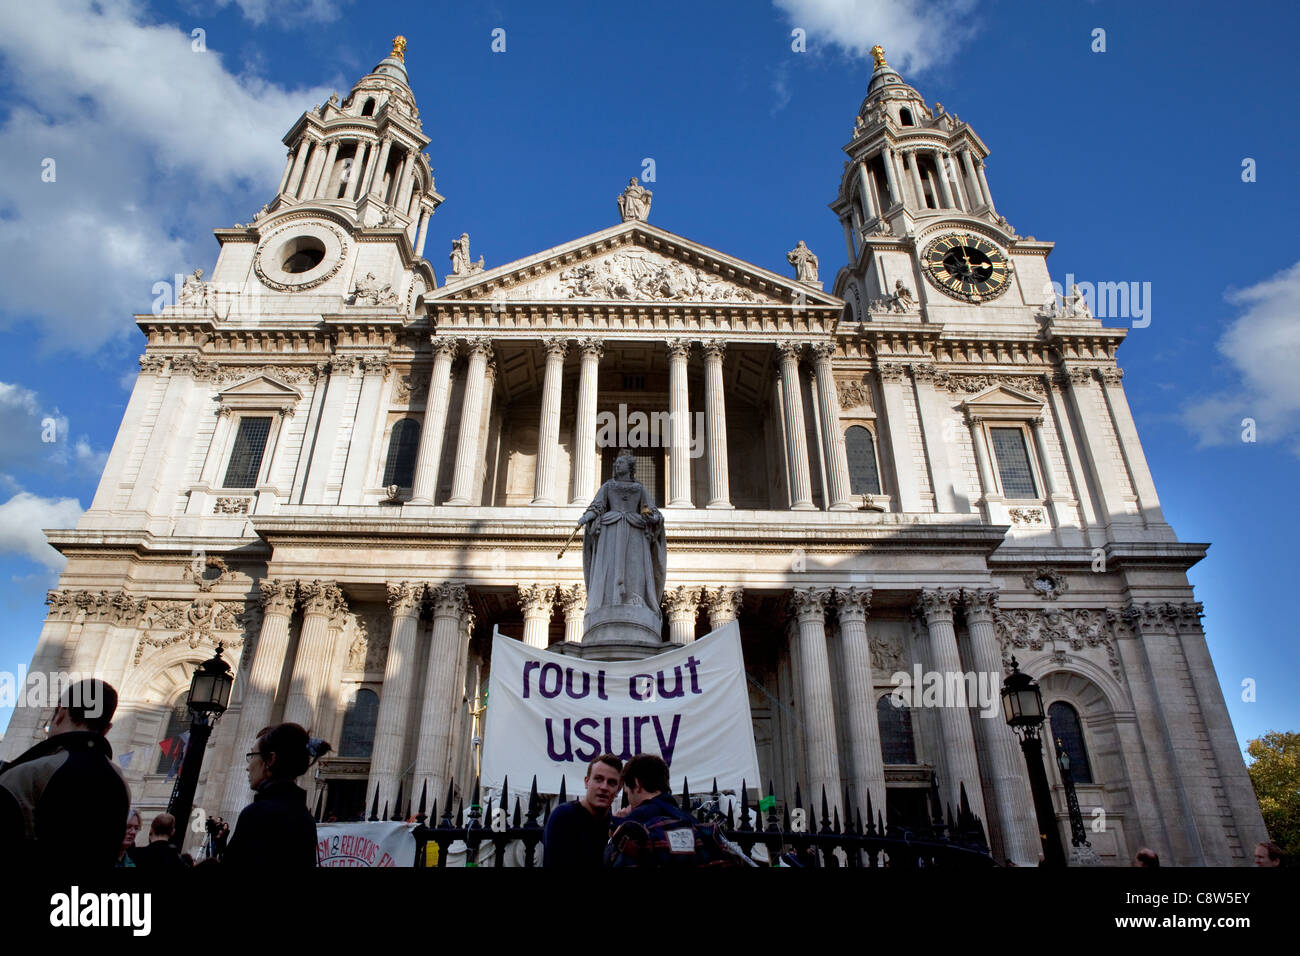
[662,585,702,617]
[557,584,586,616]
[387,581,426,618]
[701,586,743,623]
[788,587,831,621]
[917,587,958,623]
[832,586,873,621]
[517,584,556,616]
[258,579,298,616]
[429,582,470,619]
[961,587,999,622]
[300,581,344,617]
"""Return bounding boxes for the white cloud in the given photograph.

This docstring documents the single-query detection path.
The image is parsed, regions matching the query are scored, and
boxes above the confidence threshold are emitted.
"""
[772,0,978,73]
[0,492,83,569]
[1181,260,1300,454]
[0,380,108,479]
[213,0,347,26]
[0,0,335,352]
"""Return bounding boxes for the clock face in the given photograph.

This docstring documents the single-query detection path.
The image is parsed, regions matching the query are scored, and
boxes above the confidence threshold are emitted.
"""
[921,233,1011,302]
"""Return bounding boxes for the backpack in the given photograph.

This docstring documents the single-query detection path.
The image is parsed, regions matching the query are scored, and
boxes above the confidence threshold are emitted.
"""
[605,813,754,868]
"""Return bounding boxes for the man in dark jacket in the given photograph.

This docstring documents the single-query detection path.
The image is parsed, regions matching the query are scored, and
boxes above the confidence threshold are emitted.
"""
[543,753,622,868]
[0,678,130,869]
[605,753,699,866]
[131,812,186,870]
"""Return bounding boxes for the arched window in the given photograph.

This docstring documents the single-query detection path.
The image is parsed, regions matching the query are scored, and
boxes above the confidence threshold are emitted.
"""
[382,418,421,487]
[339,689,380,757]
[845,425,882,495]
[155,699,189,774]
[877,696,916,764]
[899,108,914,127]
[361,98,375,117]
[1048,701,1093,784]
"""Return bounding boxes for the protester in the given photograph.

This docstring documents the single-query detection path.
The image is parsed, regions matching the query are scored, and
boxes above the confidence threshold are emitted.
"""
[1134,847,1160,867]
[1254,841,1283,867]
[0,678,130,869]
[131,812,185,870]
[604,753,749,867]
[543,753,622,868]
[117,808,142,867]
[222,723,330,867]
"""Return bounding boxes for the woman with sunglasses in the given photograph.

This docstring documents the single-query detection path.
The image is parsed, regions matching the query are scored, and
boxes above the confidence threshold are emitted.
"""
[223,722,330,867]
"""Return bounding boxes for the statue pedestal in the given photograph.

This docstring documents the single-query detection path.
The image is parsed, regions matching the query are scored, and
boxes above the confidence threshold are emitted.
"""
[563,603,668,661]
[552,640,669,662]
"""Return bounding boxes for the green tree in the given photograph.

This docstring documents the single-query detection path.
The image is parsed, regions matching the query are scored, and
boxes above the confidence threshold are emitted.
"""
[1246,731,1300,862]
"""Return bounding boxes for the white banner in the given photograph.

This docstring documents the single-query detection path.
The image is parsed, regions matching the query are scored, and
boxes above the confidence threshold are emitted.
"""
[480,621,761,796]
[315,821,417,867]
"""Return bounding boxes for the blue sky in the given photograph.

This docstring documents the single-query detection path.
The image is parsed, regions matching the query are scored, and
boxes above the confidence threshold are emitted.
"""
[0,0,1296,757]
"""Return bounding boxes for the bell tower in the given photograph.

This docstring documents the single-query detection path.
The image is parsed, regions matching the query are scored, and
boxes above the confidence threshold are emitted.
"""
[830,45,1054,327]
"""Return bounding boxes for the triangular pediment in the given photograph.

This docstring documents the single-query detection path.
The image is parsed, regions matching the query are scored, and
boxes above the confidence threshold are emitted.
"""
[218,375,303,400]
[961,384,1044,415]
[427,220,842,310]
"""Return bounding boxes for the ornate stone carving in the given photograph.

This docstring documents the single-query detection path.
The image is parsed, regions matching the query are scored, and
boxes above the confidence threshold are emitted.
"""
[877,362,907,383]
[575,336,604,360]
[449,233,485,276]
[212,365,317,387]
[139,354,168,375]
[554,253,763,303]
[135,597,246,664]
[184,555,230,592]
[909,363,938,383]
[961,587,999,622]
[1023,567,1068,600]
[1094,367,1124,386]
[300,580,344,617]
[178,269,210,309]
[387,582,425,618]
[787,240,819,282]
[348,272,401,307]
[517,584,556,615]
[666,339,691,360]
[361,355,391,376]
[775,341,803,363]
[788,587,831,621]
[428,583,470,619]
[832,586,872,621]
[259,579,297,616]
[869,634,904,675]
[941,374,1046,396]
[462,336,494,361]
[1122,601,1204,634]
[558,584,586,616]
[253,221,348,292]
[700,340,726,361]
[917,587,958,623]
[994,607,1120,677]
[214,497,251,514]
[837,379,873,409]
[617,178,653,222]
[1008,507,1046,525]
[661,585,702,616]
[541,336,569,358]
[346,630,367,671]
[700,586,743,623]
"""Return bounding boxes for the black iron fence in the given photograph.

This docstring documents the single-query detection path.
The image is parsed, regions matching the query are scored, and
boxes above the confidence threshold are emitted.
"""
[344,774,995,868]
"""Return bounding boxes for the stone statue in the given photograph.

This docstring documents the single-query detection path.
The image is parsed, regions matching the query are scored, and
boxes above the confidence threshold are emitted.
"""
[617,178,653,222]
[1063,284,1092,319]
[350,271,400,307]
[787,240,819,283]
[577,450,667,646]
[872,218,892,236]
[178,269,208,308]
[893,279,915,311]
[449,233,484,276]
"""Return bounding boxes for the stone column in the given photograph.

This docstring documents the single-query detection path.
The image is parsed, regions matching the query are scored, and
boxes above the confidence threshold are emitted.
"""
[394,149,420,211]
[974,158,996,215]
[414,208,431,258]
[1095,368,1168,528]
[810,343,853,510]
[1027,417,1061,498]
[90,356,165,511]
[357,136,383,198]
[909,363,968,513]
[961,589,1040,866]
[967,413,996,513]
[570,338,603,504]
[309,140,339,198]
[1044,373,1098,530]
[960,151,981,209]
[702,586,743,631]
[302,356,357,504]
[833,587,886,818]
[277,148,296,195]
[518,585,555,649]
[533,337,568,504]
[917,588,987,824]
[857,161,878,221]
[367,582,426,811]
[413,584,470,806]
[365,138,394,200]
[282,581,343,730]
[1061,366,1135,533]
[410,338,458,504]
[286,140,313,196]
[221,580,297,816]
[558,585,586,645]
[343,141,368,202]
[907,152,926,208]
[789,589,842,813]
[841,218,856,262]
[701,341,732,508]
[777,343,815,510]
[447,338,493,505]
[881,148,901,207]
[667,339,693,507]
[662,586,702,645]
[340,356,389,504]
[877,363,921,512]
[932,149,956,208]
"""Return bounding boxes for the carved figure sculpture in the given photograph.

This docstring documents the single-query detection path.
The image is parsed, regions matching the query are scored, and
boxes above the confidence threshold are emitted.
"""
[787,240,819,282]
[617,178,653,222]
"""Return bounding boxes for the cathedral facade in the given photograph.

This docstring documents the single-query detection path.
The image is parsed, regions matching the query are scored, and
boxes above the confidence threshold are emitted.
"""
[3,39,1265,865]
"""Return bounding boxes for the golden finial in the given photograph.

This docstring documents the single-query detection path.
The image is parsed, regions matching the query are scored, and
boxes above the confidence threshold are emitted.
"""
[870,44,887,69]
[390,35,407,61]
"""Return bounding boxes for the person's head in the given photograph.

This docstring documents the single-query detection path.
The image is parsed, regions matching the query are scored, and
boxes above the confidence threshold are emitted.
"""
[149,812,176,842]
[621,753,670,809]
[1255,841,1283,867]
[122,809,142,852]
[1134,847,1160,868]
[246,723,331,789]
[613,452,635,481]
[48,678,118,736]
[582,754,623,813]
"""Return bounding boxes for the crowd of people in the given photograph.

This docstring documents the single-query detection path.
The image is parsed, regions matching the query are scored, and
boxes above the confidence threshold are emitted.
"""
[0,678,1288,870]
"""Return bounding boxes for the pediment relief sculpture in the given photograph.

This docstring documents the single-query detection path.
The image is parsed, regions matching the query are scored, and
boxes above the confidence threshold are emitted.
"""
[494,250,773,304]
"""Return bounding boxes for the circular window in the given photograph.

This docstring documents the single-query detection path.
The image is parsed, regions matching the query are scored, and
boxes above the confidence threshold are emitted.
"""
[282,236,326,274]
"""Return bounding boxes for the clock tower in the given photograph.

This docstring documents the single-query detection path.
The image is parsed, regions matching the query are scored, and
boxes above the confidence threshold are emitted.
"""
[830,45,1053,326]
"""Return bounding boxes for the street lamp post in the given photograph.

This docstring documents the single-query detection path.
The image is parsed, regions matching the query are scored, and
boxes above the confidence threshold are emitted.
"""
[1000,657,1066,868]
[166,644,234,850]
